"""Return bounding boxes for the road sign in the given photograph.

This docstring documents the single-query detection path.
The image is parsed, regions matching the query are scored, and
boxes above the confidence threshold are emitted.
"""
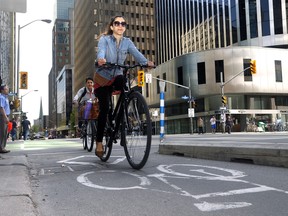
[146,73,152,83]
[188,108,194,117]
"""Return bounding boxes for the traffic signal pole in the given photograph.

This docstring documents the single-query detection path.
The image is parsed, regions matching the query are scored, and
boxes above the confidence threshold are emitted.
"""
[151,76,193,135]
[220,66,251,131]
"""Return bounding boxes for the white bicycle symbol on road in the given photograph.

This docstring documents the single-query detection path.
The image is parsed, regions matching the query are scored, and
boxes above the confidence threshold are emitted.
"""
[58,156,288,212]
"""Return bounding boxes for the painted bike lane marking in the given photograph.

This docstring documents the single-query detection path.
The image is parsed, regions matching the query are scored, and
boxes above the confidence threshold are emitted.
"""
[57,156,288,212]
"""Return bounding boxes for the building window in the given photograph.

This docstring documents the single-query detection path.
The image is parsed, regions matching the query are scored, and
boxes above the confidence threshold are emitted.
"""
[145,83,149,97]
[273,0,283,34]
[231,0,237,43]
[249,0,258,38]
[239,0,247,41]
[275,60,282,82]
[197,62,206,84]
[260,0,270,36]
[244,59,252,82]
[215,60,224,83]
[157,75,160,94]
[163,73,167,92]
[177,66,183,86]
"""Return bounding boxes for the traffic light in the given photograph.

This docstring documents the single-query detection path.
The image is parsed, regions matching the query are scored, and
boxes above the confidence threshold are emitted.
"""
[20,71,28,89]
[137,70,145,87]
[250,60,256,74]
[13,99,20,109]
[222,95,227,105]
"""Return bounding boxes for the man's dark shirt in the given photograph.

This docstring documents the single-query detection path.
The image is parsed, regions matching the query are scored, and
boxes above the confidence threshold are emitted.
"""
[22,119,31,131]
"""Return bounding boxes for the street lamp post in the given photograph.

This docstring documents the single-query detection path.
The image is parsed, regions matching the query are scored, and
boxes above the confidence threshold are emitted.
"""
[16,19,51,97]
[20,90,38,116]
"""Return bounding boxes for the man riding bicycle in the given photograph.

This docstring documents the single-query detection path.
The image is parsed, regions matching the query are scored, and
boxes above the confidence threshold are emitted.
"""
[73,77,97,136]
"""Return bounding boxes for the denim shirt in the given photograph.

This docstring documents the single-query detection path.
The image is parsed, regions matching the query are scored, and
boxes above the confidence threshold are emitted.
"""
[0,93,10,115]
[96,35,148,81]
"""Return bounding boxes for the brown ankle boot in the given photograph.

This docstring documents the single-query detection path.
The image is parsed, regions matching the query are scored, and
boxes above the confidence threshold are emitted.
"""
[95,142,104,157]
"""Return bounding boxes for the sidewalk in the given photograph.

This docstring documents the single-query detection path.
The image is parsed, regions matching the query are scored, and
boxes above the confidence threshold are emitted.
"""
[159,133,288,168]
[0,153,38,216]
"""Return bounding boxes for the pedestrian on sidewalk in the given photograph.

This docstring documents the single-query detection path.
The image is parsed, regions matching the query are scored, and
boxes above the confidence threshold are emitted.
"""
[198,117,204,134]
[220,113,226,133]
[0,84,11,153]
[226,115,234,134]
[10,118,17,141]
[210,115,216,134]
[21,116,31,140]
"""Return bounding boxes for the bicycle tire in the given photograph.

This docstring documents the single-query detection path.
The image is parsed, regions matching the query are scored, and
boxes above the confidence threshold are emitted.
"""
[82,124,87,150]
[82,137,87,150]
[122,91,152,169]
[100,121,113,162]
[86,120,95,152]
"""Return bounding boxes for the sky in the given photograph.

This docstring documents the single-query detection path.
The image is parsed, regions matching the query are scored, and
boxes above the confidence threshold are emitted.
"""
[16,0,54,123]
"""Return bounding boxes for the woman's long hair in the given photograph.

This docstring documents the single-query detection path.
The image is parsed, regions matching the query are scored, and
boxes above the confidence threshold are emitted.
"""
[97,15,125,39]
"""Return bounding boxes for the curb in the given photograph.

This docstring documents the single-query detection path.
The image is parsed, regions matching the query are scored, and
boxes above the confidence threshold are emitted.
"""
[159,144,288,168]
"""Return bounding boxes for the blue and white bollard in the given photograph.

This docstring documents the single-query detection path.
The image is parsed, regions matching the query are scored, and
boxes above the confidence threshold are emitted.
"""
[159,81,166,142]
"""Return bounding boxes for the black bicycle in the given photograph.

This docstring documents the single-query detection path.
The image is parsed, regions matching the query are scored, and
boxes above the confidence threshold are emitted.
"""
[79,100,98,152]
[80,119,97,152]
[97,63,153,169]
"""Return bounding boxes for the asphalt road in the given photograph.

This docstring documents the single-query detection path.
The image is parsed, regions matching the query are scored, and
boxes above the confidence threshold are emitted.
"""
[6,135,288,216]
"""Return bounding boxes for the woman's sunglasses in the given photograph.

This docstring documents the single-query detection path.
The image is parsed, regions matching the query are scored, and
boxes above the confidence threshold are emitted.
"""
[113,21,127,27]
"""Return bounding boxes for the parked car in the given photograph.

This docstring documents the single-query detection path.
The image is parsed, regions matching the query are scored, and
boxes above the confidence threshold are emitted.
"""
[30,132,45,140]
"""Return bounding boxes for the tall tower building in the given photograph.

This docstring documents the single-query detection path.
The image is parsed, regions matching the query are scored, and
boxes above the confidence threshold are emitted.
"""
[73,0,155,94]
[49,0,74,130]
[0,11,15,90]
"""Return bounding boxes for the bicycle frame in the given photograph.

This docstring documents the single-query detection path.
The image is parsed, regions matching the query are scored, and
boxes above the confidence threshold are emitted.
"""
[107,67,133,144]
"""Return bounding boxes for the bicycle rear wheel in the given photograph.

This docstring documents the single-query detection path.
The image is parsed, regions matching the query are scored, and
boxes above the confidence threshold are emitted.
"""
[81,123,87,150]
[82,137,87,150]
[122,91,152,169]
[100,121,113,162]
[86,120,96,152]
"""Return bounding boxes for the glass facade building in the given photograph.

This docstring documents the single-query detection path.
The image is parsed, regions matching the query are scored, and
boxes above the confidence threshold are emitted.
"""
[149,0,288,133]
[54,0,75,20]
[49,0,74,129]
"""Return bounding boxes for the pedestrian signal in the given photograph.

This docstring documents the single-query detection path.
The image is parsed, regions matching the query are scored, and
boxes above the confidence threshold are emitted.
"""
[250,60,256,74]
[137,70,145,87]
[222,95,227,105]
[20,71,28,89]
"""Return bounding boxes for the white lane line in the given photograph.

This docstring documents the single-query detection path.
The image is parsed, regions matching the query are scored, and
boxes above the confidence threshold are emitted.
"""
[194,201,252,212]
[67,166,74,172]
[193,185,278,199]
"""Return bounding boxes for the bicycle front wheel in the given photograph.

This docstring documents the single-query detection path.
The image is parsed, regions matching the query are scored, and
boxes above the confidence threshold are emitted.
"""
[100,121,113,162]
[86,120,96,152]
[122,91,152,169]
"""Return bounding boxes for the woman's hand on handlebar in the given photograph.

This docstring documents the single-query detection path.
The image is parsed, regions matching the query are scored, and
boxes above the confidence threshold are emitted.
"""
[97,58,106,66]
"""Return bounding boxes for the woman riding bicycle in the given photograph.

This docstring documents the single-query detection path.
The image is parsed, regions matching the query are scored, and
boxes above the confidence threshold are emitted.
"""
[94,15,154,158]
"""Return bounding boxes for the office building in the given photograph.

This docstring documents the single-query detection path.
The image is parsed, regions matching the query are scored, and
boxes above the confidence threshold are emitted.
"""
[49,0,74,129]
[0,10,15,90]
[73,0,155,94]
[148,0,288,133]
